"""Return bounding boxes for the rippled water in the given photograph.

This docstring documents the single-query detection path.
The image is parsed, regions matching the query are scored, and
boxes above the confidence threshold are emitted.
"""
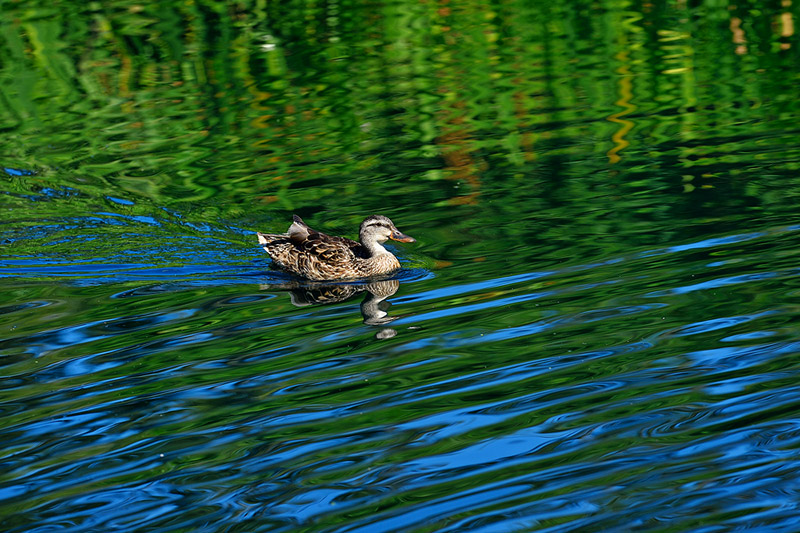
[3,0,800,531]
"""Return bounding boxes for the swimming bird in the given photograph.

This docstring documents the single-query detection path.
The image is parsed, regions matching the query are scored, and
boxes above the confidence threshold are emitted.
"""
[257,214,415,281]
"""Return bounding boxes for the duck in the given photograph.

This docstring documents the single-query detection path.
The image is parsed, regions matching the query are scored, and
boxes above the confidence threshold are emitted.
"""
[257,214,415,281]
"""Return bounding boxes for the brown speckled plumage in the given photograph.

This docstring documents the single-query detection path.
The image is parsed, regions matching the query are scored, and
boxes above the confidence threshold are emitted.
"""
[257,215,415,281]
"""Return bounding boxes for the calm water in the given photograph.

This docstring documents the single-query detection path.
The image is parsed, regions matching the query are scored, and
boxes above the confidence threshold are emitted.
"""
[3,0,800,531]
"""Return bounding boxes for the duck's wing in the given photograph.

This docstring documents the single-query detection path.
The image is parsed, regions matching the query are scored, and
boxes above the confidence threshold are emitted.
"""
[298,231,359,263]
[258,216,366,279]
[269,233,356,280]
[292,215,363,254]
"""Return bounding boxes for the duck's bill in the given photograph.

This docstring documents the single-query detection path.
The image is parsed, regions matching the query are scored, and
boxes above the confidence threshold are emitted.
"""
[390,231,416,243]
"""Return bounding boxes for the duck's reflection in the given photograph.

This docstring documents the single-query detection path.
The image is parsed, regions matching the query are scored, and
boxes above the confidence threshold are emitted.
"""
[260,279,400,338]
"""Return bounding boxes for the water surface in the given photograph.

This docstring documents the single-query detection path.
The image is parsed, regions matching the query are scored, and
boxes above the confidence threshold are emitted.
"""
[3,0,800,531]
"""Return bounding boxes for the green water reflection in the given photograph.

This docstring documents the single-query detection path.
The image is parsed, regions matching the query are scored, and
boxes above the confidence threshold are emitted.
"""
[3,0,800,241]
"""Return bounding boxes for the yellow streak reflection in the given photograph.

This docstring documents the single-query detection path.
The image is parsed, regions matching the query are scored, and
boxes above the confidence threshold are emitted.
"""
[607,51,635,165]
[781,0,794,49]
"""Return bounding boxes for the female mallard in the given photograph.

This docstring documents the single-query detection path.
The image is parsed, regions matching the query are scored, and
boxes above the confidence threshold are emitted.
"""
[257,214,415,281]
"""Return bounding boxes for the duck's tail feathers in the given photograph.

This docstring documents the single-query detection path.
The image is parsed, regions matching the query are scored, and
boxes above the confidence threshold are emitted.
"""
[257,232,283,246]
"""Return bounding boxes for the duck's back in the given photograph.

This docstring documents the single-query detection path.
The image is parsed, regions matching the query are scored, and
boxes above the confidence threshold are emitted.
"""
[258,227,366,280]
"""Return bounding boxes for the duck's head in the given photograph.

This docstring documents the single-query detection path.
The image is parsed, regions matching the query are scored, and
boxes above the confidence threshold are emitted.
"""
[359,215,415,245]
